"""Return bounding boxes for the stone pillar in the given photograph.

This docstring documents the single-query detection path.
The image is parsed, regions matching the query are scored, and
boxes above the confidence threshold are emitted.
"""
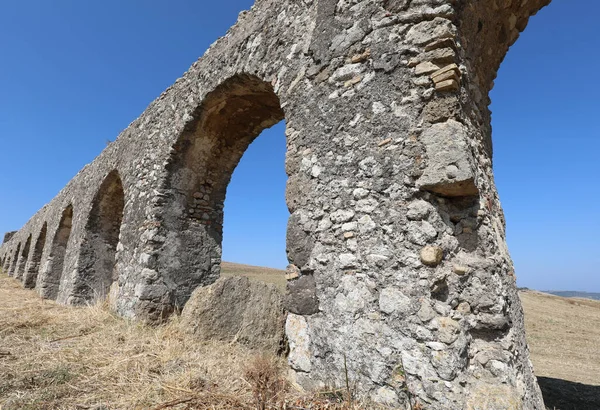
[282,0,549,408]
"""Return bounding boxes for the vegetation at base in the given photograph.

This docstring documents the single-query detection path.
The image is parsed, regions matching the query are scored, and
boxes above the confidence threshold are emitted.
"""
[0,272,385,409]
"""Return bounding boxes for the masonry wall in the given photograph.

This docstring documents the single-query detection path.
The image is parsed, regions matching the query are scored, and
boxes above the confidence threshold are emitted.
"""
[1,0,552,408]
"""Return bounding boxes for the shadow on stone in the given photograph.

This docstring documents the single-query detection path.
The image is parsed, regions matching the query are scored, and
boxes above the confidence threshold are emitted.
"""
[538,377,600,410]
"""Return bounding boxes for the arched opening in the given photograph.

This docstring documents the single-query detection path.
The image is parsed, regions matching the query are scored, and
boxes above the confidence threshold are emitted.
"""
[76,170,125,302]
[15,234,32,280]
[161,74,285,309]
[9,243,21,276]
[23,222,48,289]
[40,205,73,300]
[220,120,288,291]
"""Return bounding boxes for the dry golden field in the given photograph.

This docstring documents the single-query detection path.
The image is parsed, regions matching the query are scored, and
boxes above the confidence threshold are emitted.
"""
[520,290,600,386]
[221,262,287,293]
[0,264,599,409]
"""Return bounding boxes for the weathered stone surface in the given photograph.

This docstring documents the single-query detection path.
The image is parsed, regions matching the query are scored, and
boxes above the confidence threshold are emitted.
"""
[285,264,300,281]
[406,18,456,46]
[0,0,554,407]
[286,213,314,269]
[435,78,459,92]
[2,232,16,244]
[284,274,319,315]
[179,276,285,353]
[415,61,440,75]
[417,119,479,196]
[286,313,311,373]
[430,63,460,80]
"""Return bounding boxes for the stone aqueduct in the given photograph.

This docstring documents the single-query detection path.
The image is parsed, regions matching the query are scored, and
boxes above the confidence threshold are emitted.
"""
[1,0,552,408]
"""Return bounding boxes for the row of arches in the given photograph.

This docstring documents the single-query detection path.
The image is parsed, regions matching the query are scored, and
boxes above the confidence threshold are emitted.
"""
[1,170,125,304]
[0,74,290,316]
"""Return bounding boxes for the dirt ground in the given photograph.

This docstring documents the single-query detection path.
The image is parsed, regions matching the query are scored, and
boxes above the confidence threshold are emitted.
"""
[519,290,600,386]
[519,290,600,410]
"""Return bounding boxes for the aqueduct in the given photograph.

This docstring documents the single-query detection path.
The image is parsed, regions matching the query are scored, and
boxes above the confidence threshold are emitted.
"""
[1,0,553,408]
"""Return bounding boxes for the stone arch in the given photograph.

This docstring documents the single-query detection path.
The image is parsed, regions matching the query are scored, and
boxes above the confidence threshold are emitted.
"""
[40,205,73,300]
[158,73,285,311]
[15,234,32,280]
[74,170,125,303]
[9,243,21,276]
[23,222,48,289]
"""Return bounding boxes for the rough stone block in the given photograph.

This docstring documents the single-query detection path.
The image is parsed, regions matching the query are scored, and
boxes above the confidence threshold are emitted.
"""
[420,246,444,267]
[285,274,319,315]
[415,61,441,75]
[435,79,460,92]
[417,119,479,197]
[179,276,286,353]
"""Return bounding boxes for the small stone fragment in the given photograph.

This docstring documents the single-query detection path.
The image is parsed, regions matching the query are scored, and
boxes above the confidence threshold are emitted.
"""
[433,316,461,344]
[420,246,443,266]
[415,61,440,75]
[417,301,436,322]
[344,232,355,239]
[339,253,357,268]
[435,79,459,92]
[285,264,300,281]
[453,265,469,275]
[431,69,459,84]
[407,200,432,221]
[350,48,371,63]
[408,48,456,67]
[425,38,457,52]
[431,63,460,80]
[456,301,471,314]
[446,164,459,179]
[406,18,456,46]
[344,76,362,87]
[378,138,392,147]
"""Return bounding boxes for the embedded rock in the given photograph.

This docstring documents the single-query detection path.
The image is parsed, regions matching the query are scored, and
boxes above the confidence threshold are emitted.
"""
[421,246,444,267]
[284,274,319,315]
[417,119,479,197]
[179,276,286,353]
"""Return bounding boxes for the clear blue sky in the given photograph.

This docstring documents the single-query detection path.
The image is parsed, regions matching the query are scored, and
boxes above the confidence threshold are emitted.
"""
[0,1,597,292]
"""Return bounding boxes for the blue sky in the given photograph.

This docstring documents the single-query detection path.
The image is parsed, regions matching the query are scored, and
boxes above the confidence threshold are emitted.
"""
[0,1,597,291]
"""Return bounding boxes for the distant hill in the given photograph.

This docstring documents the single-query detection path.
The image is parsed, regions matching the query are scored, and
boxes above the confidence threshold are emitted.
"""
[542,291,600,301]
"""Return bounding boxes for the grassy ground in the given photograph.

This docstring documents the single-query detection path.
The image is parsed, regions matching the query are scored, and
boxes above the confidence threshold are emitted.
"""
[1,264,599,409]
[0,269,375,410]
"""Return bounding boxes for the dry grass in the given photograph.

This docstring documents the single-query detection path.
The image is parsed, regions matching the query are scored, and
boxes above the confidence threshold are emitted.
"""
[0,272,377,410]
[520,290,600,386]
